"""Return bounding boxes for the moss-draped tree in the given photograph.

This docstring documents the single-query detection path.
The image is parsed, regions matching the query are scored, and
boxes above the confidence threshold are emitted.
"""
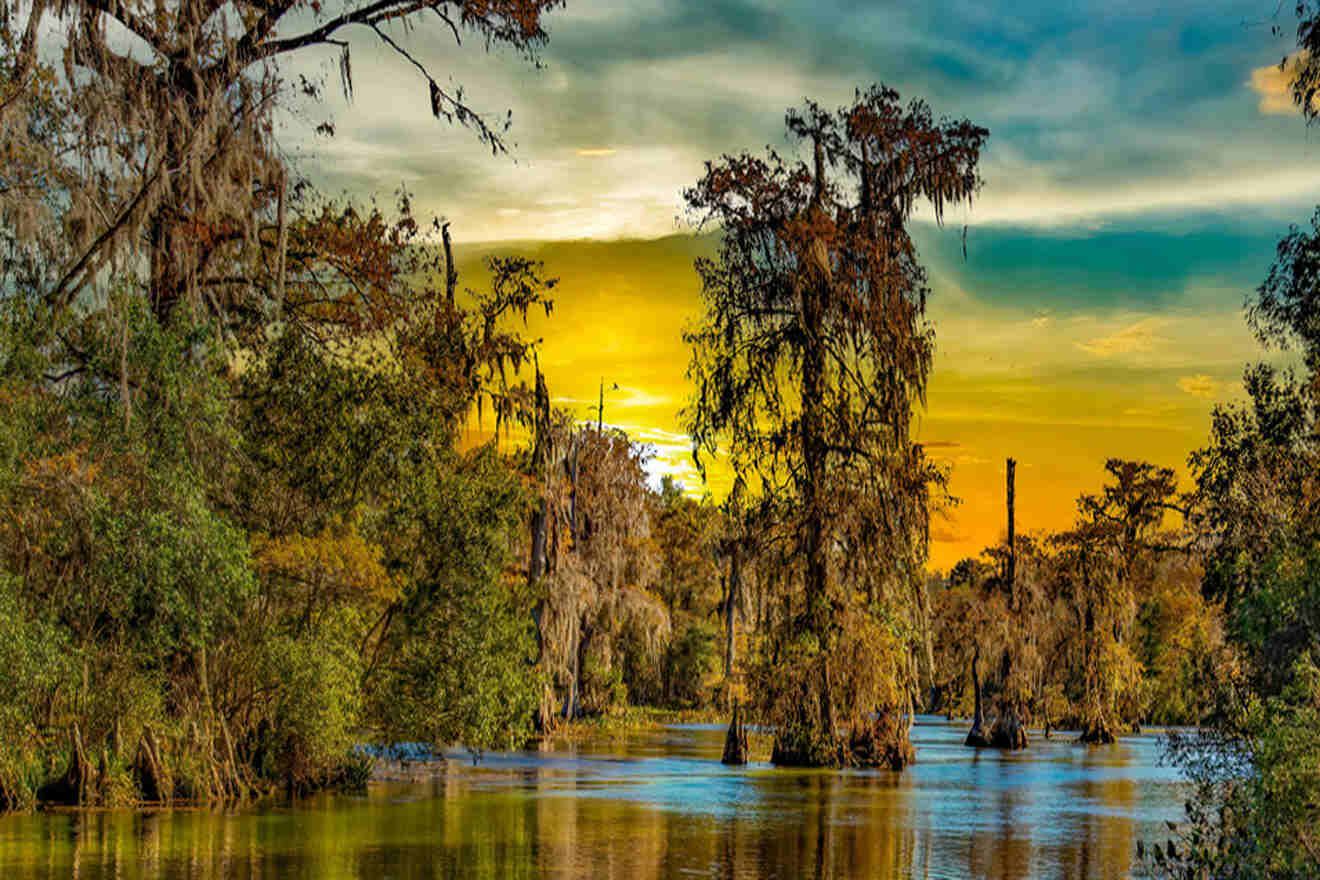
[0,0,564,325]
[683,85,986,768]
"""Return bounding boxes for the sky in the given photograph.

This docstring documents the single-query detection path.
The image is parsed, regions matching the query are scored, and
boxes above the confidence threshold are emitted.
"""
[280,0,1317,569]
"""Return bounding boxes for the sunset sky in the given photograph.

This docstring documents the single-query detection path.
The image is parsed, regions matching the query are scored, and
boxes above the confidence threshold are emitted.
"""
[283,0,1313,569]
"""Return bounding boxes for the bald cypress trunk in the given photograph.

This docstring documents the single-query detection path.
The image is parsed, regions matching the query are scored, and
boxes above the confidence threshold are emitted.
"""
[990,457,1028,750]
[771,137,837,768]
[724,541,742,682]
[721,700,749,765]
[965,644,991,747]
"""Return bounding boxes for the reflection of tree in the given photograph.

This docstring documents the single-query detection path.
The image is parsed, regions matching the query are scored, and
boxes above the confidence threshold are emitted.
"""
[3,727,1162,880]
[966,775,1033,880]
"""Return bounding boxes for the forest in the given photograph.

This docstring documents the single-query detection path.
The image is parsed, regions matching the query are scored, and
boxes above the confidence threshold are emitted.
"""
[0,0,1317,877]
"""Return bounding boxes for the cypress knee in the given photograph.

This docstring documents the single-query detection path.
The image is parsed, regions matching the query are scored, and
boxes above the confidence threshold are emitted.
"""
[722,700,749,765]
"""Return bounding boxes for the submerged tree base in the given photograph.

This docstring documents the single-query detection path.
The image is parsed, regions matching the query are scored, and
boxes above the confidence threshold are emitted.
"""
[721,703,749,765]
[847,714,915,770]
[770,722,840,768]
[1078,722,1116,745]
[989,709,1029,750]
[770,715,914,770]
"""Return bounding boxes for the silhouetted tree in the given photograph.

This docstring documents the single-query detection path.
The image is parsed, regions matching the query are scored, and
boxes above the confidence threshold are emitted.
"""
[684,85,986,768]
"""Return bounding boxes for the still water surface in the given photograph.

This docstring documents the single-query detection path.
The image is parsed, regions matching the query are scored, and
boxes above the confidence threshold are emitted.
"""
[0,717,1184,879]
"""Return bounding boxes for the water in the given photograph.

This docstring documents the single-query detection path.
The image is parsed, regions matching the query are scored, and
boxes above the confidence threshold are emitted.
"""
[0,716,1185,879]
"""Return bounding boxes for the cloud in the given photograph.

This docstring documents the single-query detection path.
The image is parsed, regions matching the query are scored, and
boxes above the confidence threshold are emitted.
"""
[1176,375,1247,399]
[277,0,1320,243]
[1122,403,1179,418]
[930,523,968,544]
[1250,54,1306,116]
[1177,373,1222,397]
[1077,318,1167,357]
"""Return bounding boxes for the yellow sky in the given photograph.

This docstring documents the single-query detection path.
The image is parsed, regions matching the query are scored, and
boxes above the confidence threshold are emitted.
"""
[455,233,1272,571]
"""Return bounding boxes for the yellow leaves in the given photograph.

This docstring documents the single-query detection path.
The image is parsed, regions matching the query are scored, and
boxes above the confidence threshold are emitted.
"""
[254,516,398,607]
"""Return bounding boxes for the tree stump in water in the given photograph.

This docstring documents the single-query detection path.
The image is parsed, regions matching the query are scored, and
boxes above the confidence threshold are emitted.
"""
[964,721,992,747]
[848,712,915,770]
[721,701,749,765]
[134,725,172,803]
[1078,721,1116,745]
[39,723,96,804]
[989,705,1029,750]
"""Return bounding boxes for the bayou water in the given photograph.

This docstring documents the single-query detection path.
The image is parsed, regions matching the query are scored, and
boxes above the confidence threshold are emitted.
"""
[0,716,1186,879]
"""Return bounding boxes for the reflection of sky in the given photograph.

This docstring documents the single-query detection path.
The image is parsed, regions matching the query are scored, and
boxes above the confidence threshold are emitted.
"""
[285,0,1317,568]
[0,720,1189,879]
[439,718,1186,879]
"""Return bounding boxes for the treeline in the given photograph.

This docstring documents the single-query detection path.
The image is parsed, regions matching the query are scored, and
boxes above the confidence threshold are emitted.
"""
[929,460,1229,743]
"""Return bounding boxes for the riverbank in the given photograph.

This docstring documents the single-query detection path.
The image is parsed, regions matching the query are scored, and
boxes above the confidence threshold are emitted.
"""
[540,707,725,741]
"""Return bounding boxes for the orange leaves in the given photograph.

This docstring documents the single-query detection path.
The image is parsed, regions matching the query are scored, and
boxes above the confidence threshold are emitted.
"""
[452,0,565,46]
[182,217,241,252]
[23,448,100,490]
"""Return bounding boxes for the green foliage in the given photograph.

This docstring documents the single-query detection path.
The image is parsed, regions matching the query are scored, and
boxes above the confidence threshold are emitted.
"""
[579,650,629,716]
[0,261,551,806]
[0,573,75,809]
[258,609,365,788]
[366,444,539,754]
[1149,652,1320,879]
[663,622,721,709]
[1150,367,1320,875]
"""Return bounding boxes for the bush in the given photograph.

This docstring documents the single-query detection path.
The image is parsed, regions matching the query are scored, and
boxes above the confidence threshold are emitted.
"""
[665,622,721,708]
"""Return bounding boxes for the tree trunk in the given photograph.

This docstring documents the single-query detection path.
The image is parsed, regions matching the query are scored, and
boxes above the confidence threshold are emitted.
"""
[986,457,1028,750]
[989,648,1028,750]
[965,644,991,747]
[1078,719,1116,745]
[721,700,749,765]
[528,498,548,588]
[781,136,835,767]
[989,702,1029,750]
[1078,592,1113,744]
[563,622,580,721]
[1005,458,1016,595]
[528,367,556,734]
[134,724,172,803]
[848,710,915,770]
[723,541,741,682]
[767,149,837,767]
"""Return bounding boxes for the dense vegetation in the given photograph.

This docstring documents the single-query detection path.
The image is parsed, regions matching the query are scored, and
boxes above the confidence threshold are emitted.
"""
[929,459,1227,745]
[0,0,738,808]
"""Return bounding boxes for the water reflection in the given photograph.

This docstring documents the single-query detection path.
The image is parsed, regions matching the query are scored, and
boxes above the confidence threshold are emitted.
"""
[0,717,1184,879]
